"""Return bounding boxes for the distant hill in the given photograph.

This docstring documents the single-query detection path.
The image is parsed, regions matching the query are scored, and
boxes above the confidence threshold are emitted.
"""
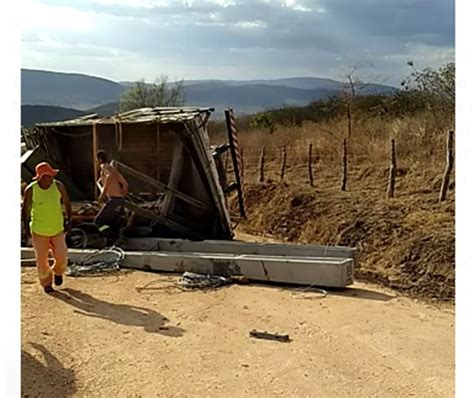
[21,105,86,127]
[182,77,344,91]
[86,102,120,117]
[22,69,125,110]
[20,103,121,127]
[118,79,396,116]
[21,69,398,125]
[181,77,396,94]
[183,83,339,116]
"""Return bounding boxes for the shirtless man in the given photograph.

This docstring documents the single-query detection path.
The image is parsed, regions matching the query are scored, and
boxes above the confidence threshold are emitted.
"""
[94,150,128,232]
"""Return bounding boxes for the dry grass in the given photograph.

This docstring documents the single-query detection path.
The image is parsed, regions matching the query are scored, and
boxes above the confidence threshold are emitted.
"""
[212,112,451,184]
[216,111,455,300]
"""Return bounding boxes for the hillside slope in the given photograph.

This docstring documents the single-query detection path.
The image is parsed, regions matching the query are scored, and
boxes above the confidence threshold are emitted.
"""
[21,105,86,127]
[22,69,125,110]
[22,69,397,119]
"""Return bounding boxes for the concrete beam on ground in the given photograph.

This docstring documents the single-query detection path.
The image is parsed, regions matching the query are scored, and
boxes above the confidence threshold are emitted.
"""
[21,248,354,288]
[120,237,358,266]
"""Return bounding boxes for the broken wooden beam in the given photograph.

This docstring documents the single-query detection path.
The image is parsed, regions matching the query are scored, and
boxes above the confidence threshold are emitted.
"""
[123,201,206,240]
[161,143,184,217]
[111,160,212,212]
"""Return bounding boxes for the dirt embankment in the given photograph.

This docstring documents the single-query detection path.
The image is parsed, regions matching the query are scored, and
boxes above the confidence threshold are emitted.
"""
[234,165,454,300]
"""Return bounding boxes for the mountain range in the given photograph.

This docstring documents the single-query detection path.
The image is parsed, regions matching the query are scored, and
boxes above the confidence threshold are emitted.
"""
[21,69,398,126]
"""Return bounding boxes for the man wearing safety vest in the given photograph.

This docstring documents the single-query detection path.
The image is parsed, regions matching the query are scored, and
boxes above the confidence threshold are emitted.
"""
[22,162,72,293]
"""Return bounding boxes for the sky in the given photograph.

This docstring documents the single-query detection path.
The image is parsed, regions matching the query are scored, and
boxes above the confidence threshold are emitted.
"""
[22,0,454,87]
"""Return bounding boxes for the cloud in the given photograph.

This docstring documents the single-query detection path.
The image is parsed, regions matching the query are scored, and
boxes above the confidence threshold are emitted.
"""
[21,0,455,84]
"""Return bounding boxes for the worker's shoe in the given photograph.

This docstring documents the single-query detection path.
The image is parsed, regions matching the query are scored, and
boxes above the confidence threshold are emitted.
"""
[54,275,63,286]
[43,285,54,294]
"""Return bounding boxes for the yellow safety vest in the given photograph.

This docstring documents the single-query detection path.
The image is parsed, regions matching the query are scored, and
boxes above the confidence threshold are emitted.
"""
[29,180,64,237]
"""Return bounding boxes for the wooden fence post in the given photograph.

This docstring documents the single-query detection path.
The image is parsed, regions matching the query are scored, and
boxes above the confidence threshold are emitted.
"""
[341,139,347,191]
[439,130,454,202]
[387,139,397,198]
[280,145,287,181]
[308,143,314,187]
[240,147,245,186]
[258,146,266,183]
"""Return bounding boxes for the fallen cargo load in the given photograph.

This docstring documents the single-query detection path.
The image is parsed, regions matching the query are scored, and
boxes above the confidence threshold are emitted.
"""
[119,237,358,266]
[21,238,356,288]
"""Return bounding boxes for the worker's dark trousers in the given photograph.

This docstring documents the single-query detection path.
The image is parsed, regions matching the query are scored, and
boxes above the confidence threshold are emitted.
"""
[94,197,125,231]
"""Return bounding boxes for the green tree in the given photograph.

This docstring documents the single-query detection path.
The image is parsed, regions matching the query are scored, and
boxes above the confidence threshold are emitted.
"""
[401,61,455,115]
[251,112,276,134]
[119,76,185,112]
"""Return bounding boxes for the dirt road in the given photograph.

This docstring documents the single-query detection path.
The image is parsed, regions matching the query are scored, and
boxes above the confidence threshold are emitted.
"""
[21,265,454,397]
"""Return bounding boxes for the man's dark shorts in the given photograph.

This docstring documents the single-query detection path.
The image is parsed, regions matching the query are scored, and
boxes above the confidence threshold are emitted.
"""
[94,197,125,229]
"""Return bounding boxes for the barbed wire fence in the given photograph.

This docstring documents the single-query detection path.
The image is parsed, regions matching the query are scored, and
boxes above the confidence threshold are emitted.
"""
[223,130,454,208]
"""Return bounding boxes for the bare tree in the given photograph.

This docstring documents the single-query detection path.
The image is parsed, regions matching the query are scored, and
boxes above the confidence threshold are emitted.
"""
[340,61,375,139]
[119,75,186,112]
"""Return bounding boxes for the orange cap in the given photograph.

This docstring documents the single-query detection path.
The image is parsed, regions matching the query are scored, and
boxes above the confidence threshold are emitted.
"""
[33,162,59,180]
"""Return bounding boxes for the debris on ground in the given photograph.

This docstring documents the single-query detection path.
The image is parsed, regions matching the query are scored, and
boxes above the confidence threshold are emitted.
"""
[179,272,232,289]
[67,246,125,277]
[249,330,291,343]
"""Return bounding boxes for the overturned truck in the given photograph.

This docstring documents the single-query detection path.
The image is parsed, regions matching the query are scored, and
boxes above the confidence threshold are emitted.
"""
[21,107,357,288]
[22,107,236,241]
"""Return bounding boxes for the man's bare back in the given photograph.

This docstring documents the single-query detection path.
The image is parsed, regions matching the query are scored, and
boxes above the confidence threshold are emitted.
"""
[99,163,128,200]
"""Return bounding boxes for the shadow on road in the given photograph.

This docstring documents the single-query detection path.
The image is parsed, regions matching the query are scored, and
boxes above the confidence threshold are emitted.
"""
[22,343,77,397]
[327,287,396,301]
[249,281,396,302]
[51,288,184,336]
